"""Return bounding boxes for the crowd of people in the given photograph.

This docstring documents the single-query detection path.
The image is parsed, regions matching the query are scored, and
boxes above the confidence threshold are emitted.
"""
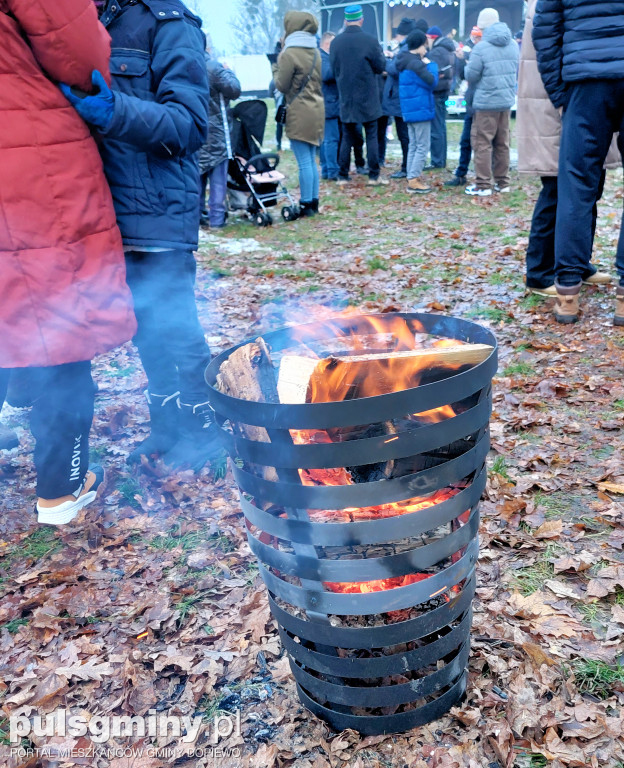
[0,0,624,526]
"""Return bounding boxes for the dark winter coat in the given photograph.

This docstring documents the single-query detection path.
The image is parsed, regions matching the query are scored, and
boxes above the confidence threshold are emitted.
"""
[199,57,241,174]
[533,0,624,110]
[428,37,456,94]
[98,0,210,252]
[397,52,438,123]
[382,41,407,117]
[0,0,135,368]
[330,24,386,123]
[272,12,324,146]
[321,48,340,120]
[465,23,519,111]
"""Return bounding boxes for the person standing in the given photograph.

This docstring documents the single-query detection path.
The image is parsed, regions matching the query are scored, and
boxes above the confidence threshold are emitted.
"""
[397,29,438,194]
[0,0,135,524]
[445,26,482,187]
[464,9,518,197]
[426,25,455,169]
[272,11,324,216]
[382,17,416,179]
[199,56,241,228]
[63,0,221,472]
[517,0,613,298]
[320,31,340,181]
[330,4,389,186]
[533,0,624,324]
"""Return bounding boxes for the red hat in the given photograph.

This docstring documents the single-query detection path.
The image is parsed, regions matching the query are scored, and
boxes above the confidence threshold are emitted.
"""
[470,26,482,38]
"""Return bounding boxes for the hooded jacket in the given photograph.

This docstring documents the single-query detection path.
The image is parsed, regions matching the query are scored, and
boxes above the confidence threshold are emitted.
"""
[97,0,210,251]
[0,0,135,368]
[397,52,438,123]
[321,48,340,120]
[428,36,456,94]
[199,57,241,173]
[330,23,386,123]
[382,40,408,117]
[272,12,324,145]
[465,22,519,111]
[517,0,620,175]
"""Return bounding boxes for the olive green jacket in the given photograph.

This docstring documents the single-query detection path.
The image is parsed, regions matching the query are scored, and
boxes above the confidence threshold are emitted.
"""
[272,12,324,146]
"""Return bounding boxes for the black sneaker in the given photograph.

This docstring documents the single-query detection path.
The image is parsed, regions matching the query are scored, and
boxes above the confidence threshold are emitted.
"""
[390,170,407,179]
[444,176,467,187]
[162,401,224,473]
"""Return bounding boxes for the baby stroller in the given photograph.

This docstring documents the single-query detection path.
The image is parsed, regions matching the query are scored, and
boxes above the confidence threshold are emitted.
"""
[227,99,299,226]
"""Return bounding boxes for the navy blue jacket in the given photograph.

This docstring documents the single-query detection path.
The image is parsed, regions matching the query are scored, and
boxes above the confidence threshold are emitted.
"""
[397,52,438,123]
[382,42,407,117]
[321,49,339,119]
[533,0,624,109]
[98,0,209,251]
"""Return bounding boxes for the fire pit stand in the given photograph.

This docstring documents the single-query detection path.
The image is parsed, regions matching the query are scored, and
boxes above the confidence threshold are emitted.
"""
[206,313,497,735]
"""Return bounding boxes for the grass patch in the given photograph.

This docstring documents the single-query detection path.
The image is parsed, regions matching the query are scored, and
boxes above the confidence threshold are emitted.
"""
[488,273,505,285]
[368,256,390,272]
[465,306,510,324]
[512,552,555,596]
[503,362,536,377]
[1,618,28,635]
[572,659,624,699]
[491,455,511,480]
[519,293,545,309]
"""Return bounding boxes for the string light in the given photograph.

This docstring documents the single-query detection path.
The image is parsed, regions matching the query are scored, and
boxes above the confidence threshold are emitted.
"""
[387,0,459,6]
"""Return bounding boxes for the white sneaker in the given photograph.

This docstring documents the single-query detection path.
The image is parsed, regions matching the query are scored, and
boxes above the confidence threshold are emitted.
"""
[36,466,104,525]
[465,185,492,197]
[494,183,510,193]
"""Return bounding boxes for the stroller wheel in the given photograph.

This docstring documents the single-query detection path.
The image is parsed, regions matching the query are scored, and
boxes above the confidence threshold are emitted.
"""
[281,205,299,222]
[255,212,272,227]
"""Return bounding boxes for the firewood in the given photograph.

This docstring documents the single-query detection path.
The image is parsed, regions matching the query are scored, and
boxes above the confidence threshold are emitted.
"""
[277,343,493,404]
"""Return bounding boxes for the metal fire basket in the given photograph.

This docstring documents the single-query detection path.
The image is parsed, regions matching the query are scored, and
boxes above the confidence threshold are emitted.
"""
[206,313,497,736]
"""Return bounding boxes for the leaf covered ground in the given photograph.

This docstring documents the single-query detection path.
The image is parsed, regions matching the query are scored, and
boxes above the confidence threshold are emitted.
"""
[2,137,624,768]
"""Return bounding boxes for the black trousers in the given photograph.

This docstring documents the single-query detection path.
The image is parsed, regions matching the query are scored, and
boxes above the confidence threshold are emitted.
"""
[526,175,604,288]
[0,362,94,499]
[339,120,380,180]
[378,115,389,166]
[556,79,624,286]
[125,250,211,404]
[394,115,410,173]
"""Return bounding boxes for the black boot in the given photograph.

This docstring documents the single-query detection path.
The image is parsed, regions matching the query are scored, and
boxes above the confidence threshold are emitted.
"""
[310,198,320,214]
[127,391,180,465]
[299,201,316,218]
[161,400,224,472]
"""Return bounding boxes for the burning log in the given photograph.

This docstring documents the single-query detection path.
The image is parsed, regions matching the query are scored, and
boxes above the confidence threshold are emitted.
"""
[277,343,493,404]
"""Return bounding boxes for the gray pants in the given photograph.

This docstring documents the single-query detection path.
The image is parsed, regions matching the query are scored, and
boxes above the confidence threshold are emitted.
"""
[407,121,431,179]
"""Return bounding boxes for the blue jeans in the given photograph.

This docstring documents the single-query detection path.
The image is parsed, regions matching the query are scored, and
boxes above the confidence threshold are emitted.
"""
[430,93,448,168]
[320,117,340,179]
[290,139,320,202]
[456,113,473,178]
[125,250,211,403]
[200,160,229,227]
[556,79,624,286]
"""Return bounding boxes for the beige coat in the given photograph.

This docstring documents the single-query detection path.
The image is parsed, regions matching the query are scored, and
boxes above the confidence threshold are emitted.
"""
[517,0,619,175]
[272,12,324,147]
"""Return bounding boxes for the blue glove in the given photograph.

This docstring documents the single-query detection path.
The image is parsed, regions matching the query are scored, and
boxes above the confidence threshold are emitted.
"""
[60,70,115,131]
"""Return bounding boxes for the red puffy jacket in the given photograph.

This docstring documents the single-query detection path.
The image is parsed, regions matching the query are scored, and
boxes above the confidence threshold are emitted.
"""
[0,0,135,368]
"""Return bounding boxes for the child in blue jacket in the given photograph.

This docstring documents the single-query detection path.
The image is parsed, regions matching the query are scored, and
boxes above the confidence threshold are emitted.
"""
[397,30,439,193]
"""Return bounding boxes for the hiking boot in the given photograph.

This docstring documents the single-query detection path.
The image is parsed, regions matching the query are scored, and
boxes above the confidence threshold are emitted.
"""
[367,177,389,187]
[390,170,407,179]
[615,286,624,327]
[445,176,467,187]
[465,184,492,197]
[162,401,224,473]
[0,424,18,450]
[527,284,557,298]
[583,271,612,285]
[36,466,105,526]
[127,391,180,465]
[407,178,431,194]
[310,198,320,214]
[554,280,582,324]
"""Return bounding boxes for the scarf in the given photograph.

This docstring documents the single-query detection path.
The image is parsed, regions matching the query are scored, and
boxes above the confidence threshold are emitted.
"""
[284,31,318,49]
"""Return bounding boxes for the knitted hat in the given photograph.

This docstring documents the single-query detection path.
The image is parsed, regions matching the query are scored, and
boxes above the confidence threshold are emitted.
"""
[426,25,442,38]
[344,4,363,22]
[415,18,429,32]
[406,29,428,51]
[397,17,416,36]
[470,25,482,38]
[476,8,499,29]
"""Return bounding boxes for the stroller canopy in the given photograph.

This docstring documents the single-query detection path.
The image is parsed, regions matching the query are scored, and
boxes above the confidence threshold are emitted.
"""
[231,99,268,160]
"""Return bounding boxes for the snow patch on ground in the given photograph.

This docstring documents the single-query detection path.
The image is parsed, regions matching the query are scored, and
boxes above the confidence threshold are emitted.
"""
[198,231,275,256]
